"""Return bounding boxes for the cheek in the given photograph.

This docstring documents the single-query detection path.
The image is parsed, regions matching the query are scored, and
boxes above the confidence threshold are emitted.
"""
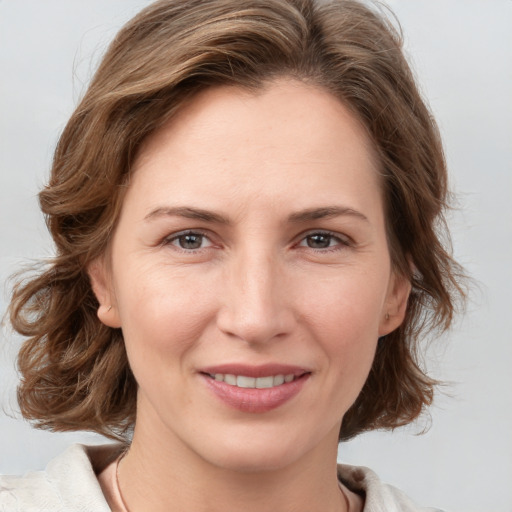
[113,262,218,367]
[297,272,385,392]
[299,269,387,343]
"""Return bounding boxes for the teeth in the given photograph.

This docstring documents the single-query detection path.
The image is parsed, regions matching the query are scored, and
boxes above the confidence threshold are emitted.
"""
[255,376,274,388]
[211,373,297,388]
[273,374,285,386]
[224,374,237,386]
[237,376,256,388]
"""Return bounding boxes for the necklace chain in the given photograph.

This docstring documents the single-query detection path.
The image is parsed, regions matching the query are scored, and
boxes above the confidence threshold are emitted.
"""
[115,452,131,512]
[115,453,352,512]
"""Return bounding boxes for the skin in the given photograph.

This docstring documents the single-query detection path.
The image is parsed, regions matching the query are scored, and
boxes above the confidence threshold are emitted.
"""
[90,79,410,512]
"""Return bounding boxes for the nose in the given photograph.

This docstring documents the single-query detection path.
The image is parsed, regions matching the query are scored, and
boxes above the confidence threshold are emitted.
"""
[216,249,295,345]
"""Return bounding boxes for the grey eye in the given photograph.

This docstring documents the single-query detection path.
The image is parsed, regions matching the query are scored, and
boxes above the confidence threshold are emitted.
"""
[306,234,334,249]
[175,233,205,250]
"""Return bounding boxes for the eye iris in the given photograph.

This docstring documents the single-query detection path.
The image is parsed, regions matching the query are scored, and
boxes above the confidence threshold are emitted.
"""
[178,234,203,249]
[307,234,331,249]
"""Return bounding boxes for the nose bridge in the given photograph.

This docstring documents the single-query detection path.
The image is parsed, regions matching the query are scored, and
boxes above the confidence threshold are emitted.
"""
[217,243,292,344]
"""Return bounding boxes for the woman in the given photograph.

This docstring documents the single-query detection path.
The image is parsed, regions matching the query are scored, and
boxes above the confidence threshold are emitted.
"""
[1,0,464,510]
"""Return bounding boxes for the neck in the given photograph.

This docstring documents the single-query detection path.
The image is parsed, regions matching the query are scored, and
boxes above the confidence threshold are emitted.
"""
[118,413,348,512]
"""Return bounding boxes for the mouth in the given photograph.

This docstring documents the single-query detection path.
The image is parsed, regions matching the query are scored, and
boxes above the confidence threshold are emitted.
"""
[204,372,301,389]
[199,364,311,413]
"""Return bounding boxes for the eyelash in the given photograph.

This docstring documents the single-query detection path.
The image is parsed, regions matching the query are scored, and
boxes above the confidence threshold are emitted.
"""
[163,230,213,252]
[296,230,352,252]
[162,229,352,254]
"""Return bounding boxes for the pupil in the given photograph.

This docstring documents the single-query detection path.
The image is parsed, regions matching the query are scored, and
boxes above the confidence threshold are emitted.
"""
[308,234,330,248]
[180,234,202,249]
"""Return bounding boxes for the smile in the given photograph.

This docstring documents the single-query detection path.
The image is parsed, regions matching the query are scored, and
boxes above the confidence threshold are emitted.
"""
[201,366,311,413]
[208,373,296,389]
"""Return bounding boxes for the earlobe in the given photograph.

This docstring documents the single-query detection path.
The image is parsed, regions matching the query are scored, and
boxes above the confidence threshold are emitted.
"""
[87,259,122,328]
[378,273,411,337]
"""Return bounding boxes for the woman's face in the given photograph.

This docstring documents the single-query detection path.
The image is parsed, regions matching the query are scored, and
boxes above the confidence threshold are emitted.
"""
[91,80,409,471]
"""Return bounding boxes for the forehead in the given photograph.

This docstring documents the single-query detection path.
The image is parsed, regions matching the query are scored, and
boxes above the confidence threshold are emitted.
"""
[127,79,382,221]
[137,79,378,167]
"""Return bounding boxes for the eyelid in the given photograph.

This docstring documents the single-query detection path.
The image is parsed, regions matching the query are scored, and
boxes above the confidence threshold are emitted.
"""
[159,228,353,252]
[162,229,215,251]
[295,229,353,249]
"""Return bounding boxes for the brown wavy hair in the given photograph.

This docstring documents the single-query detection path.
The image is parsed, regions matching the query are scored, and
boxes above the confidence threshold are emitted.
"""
[9,0,465,442]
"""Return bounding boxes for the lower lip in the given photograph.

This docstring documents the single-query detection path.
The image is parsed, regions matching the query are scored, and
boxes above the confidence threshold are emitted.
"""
[202,374,310,413]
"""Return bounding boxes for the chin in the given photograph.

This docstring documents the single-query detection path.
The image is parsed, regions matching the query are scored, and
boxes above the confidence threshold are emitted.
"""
[191,425,325,474]
[207,445,302,473]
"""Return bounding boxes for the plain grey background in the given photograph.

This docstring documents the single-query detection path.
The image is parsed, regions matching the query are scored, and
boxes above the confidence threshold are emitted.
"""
[1,1,511,511]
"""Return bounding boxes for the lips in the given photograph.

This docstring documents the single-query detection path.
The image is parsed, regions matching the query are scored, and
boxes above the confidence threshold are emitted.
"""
[200,364,311,413]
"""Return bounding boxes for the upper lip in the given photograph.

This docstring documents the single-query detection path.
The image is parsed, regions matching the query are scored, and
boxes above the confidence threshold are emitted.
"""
[199,364,310,378]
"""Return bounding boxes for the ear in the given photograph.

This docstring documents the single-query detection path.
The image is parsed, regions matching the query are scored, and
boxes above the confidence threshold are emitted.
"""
[378,271,411,337]
[87,258,122,328]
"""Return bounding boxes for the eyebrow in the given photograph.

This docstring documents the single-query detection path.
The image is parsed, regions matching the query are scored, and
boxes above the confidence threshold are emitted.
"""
[144,205,369,224]
[287,206,369,224]
[144,206,230,224]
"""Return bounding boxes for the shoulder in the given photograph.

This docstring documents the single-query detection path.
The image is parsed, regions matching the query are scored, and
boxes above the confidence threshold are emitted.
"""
[0,443,122,512]
[338,463,446,512]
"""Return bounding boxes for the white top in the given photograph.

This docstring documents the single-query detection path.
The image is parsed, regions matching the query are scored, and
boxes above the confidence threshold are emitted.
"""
[0,444,444,512]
